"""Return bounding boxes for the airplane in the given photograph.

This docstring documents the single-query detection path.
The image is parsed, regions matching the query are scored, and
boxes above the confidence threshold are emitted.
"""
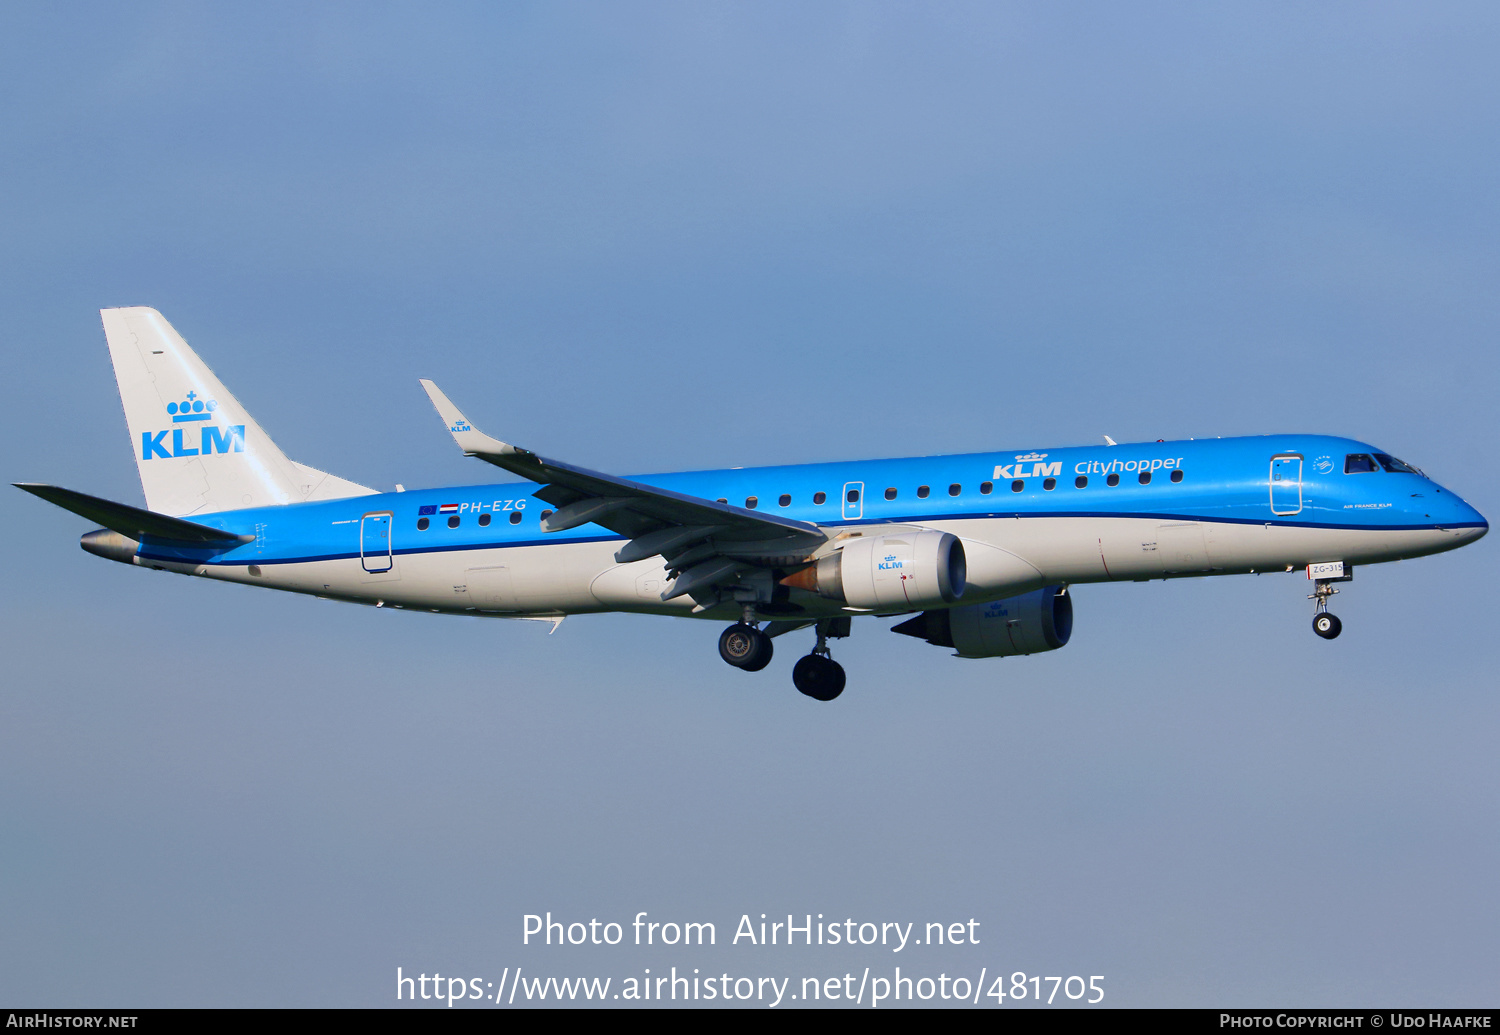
[16,307,1490,701]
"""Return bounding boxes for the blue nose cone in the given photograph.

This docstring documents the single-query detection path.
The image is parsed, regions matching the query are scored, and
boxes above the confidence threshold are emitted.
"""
[1465,504,1488,540]
[1436,484,1487,542]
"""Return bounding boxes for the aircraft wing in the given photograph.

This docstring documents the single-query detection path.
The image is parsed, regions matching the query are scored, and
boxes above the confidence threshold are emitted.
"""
[420,380,828,605]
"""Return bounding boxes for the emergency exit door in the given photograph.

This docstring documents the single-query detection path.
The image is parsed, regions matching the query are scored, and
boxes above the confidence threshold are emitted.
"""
[361,512,393,572]
[842,482,864,520]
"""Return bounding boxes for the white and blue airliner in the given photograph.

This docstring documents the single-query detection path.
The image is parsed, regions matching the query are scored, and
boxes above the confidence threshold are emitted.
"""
[17,308,1489,700]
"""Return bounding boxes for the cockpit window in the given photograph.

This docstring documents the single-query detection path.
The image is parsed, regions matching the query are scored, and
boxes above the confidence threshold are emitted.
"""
[1344,454,1378,473]
[1374,453,1422,475]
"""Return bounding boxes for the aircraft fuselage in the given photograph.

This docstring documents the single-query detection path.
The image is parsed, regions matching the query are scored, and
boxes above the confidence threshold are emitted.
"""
[118,434,1487,621]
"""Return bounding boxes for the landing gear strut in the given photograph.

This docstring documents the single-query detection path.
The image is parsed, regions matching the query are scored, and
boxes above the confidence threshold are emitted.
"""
[793,618,848,701]
[1308,569,1351,640]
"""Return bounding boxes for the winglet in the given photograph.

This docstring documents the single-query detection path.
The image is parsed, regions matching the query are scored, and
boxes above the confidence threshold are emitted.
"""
[419,380,519,458]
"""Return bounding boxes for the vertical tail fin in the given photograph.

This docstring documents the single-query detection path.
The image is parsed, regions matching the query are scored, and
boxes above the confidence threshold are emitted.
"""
[101,307,375,516]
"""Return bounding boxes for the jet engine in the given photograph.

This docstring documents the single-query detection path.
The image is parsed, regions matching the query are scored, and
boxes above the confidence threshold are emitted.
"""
[782,530,966,610]
[892,585,1073,658]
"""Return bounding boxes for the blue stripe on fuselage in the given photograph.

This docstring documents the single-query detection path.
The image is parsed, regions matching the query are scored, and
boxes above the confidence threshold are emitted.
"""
[140,434,1487,566]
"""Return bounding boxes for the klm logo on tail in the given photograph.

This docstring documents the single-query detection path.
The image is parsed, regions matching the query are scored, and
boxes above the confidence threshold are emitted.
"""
[141,393,245,460]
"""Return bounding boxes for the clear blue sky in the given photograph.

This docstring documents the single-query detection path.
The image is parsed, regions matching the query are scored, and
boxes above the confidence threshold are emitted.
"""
[3,1,1498,1007]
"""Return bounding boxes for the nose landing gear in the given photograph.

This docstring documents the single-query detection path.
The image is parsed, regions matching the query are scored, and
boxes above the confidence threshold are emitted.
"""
[1308,567,1351,639]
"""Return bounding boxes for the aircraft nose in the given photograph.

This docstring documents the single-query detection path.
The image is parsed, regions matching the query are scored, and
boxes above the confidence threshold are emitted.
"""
[1448,494,1487,541]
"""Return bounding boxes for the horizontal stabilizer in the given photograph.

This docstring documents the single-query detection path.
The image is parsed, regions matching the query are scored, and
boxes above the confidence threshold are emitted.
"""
[14,483,253,544]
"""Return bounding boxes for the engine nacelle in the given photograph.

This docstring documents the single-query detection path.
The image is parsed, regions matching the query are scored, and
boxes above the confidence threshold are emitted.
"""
[891,585,1073,658]
[782,530,966,610]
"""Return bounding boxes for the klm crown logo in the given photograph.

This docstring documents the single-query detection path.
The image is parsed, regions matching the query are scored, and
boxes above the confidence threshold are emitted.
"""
[141,391,246,461]
[167,391,218,422]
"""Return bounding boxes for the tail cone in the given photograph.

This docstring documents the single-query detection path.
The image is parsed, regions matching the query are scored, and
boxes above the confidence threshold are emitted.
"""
[80,528,139,564]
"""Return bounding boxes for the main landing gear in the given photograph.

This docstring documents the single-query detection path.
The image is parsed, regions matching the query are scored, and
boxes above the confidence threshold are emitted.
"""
[718,614,848,700]
[718,623,774,671]
[792,655,845,701]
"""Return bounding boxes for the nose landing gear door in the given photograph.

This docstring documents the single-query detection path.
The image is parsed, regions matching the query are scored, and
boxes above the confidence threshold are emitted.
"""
[1270,455,1303,516]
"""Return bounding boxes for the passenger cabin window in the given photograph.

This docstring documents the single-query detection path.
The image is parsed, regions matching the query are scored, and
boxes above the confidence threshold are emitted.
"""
[779,494,792,507]
[1139,471,1151,485]
[716,498,728,504]
[813,492,826,505]
[917,485,930,499]
[948,483,961,496]
[1170,469,1184,483]
[745,496,758,509]
[1043,477,1056,491]
[1075,475,1088,488]
[448,515,460,528]
[478,513,491,526]
[539,509,554,522]
[416,517,430,530]
[884,487,897,501]
[846,488,860,503]
[509,511,522,524]
[1106,473,1120,486]
[1011,480,1024,492]
[1345,454,1379,474]
[980,481,993,495]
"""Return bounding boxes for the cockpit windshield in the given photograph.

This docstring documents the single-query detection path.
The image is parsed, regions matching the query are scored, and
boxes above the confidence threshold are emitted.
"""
[1374,453,1422,475]
[1346,452,1424,475]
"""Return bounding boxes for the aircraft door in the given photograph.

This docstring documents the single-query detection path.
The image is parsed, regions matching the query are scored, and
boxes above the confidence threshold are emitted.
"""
[361,512,394,572]
[842,481,864,520]
[1269,455,1303,516]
